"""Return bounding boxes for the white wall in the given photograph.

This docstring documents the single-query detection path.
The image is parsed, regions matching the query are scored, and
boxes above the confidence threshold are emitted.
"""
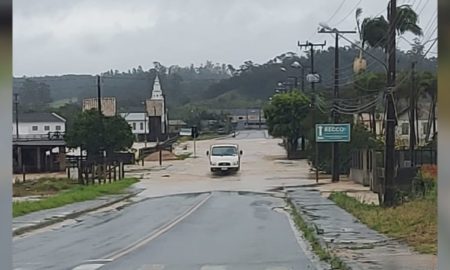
[13,122,65,138]
[127,119,149,135]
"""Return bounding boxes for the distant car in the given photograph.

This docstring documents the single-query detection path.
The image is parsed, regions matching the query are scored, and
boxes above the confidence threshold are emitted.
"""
[206,144,243,173]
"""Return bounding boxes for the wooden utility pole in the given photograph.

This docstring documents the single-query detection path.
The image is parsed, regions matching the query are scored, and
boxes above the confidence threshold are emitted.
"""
[409,62,417,167]
[319,28,356,182]
[298,40,326,183]
[97,75,102,114]
[384,0,397,206]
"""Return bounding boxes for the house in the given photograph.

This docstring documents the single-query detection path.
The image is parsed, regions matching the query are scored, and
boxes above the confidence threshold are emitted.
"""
[120,112,149,141]
[13,112,66,173]
[354,103,437,147]
[221,108,266,128]
[396,105,437,147]
[168,120,187,134]
[13,112,66,139]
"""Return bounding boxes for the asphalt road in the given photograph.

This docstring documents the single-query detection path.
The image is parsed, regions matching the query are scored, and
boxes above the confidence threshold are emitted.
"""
[14,192,319,270]
[14,130,321,270]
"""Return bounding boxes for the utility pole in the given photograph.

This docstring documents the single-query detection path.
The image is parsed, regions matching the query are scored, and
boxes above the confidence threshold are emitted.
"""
[13,93,19,140]
[384,0,397,206]
[409,62,417,167]
[144,102,148,148]
[96,75,102,115]
[298,40,326,183]
[319,28,356,182]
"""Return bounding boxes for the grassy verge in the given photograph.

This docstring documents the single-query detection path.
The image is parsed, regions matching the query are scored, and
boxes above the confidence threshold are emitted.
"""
[176,153,192,160]
[329,192,437,254]
[197,132,225,140]
[287,200,349,270]
[13,178,138,217]
[14,177,76,197]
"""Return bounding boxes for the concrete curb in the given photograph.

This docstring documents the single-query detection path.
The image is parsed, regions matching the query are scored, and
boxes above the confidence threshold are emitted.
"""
[13,190,142,236]
[286,195,351,270]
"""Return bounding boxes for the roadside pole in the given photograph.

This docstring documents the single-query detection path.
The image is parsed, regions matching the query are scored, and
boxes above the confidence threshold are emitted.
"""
[318,28,356,182]
[192,125,198,158]
[298,40,326,183]
[194,136,197,158]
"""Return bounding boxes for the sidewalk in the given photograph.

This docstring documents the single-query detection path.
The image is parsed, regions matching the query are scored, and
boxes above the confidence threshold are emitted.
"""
[13,188,141,236]
[287,178,437,270]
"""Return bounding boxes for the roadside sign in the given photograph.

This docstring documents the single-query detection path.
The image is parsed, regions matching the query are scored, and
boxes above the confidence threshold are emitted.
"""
[316,123,351,142]
[179,128,192,136]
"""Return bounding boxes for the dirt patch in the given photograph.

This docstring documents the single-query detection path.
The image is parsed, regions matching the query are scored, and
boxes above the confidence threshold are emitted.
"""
[144,150,178,161]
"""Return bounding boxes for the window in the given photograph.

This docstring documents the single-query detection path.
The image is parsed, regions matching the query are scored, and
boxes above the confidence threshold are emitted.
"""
[32,126,38,131]
[55,125,61,131]
[422,122,429,135]
[401,123,409,135]
[140,122,144,130]
[238,116,244,120]
[44,125,50,131]
[211,146,238,156]
[132,123,136,130]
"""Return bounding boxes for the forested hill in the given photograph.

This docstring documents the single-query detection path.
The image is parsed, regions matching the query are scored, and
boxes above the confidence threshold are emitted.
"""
[13,47,436,113]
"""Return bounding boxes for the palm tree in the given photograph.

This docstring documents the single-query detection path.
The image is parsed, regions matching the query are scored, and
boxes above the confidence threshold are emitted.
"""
[360,5,423,51]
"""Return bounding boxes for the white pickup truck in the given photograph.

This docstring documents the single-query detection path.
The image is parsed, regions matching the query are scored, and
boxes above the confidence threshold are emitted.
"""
[206,144,243,173]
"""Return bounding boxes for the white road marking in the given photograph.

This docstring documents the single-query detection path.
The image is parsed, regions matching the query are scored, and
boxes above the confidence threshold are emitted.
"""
[72,264,104,270]
[200,265,227,270]
[136,264,165,270]
[105,193,212,261]
[265,267,291,270]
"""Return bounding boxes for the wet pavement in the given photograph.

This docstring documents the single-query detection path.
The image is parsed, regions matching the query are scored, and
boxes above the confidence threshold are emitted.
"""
[14,192,322,270]
[13,189,142,235]
[288,188,437,270]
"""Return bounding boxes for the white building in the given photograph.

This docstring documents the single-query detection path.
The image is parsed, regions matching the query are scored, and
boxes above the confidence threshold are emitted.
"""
[354,104,437,147]
[13,112,66,139]
[120,112,149,140]
[146,75,168,136]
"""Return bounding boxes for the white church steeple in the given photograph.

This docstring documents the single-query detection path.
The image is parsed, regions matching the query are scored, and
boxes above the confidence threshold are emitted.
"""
[151,76,164,100]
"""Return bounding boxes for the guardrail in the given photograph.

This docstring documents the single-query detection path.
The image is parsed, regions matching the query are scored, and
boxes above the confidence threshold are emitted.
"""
[138,135,179,160]
[13,132,65,141]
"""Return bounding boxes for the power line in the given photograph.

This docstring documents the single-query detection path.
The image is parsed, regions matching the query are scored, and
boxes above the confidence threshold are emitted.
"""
[334,0,363,27]
[326,0,348,25]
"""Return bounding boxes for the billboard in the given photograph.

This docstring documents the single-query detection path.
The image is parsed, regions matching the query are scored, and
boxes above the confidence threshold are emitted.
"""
[83,97,116,117]
[146,99,163,116]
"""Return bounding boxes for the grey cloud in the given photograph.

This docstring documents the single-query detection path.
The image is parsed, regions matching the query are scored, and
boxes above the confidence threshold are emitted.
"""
[13,0,437,76]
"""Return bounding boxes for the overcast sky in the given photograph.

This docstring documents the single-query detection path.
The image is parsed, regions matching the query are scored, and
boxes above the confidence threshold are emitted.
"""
[13,0,437,76]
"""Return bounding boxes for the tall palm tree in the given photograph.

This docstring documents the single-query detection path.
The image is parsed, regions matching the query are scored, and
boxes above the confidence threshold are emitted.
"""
[360,5,423,51]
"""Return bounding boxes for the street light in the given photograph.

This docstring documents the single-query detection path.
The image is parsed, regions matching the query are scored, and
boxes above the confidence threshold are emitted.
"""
[290,61,306,91]
[280,67,298,90]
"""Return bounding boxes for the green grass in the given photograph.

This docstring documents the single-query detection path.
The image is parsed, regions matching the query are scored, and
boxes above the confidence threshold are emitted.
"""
[176,153,192,160]
[329,192,437,254]
[287,200,349,270]
[197,132,223,140]
[13,178,75,197]
[13,178,138,217]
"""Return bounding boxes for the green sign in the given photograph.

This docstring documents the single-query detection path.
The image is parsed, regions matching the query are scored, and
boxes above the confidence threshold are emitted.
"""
[316,123,351,142]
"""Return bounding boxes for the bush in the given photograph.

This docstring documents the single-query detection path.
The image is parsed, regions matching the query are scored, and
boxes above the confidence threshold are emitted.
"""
[412,164,437,199]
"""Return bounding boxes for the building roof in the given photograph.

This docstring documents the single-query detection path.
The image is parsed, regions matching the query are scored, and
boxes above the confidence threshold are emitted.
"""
[168,120,187,126]
[120,112,147,121]
[13,112,66,123]
[220,108,262,116]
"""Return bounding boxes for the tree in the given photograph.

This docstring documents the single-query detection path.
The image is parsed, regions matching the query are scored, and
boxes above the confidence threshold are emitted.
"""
[360,5,422,51]
[18,79,52,111]
[264,91,311,159]
[65,110,134,160]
